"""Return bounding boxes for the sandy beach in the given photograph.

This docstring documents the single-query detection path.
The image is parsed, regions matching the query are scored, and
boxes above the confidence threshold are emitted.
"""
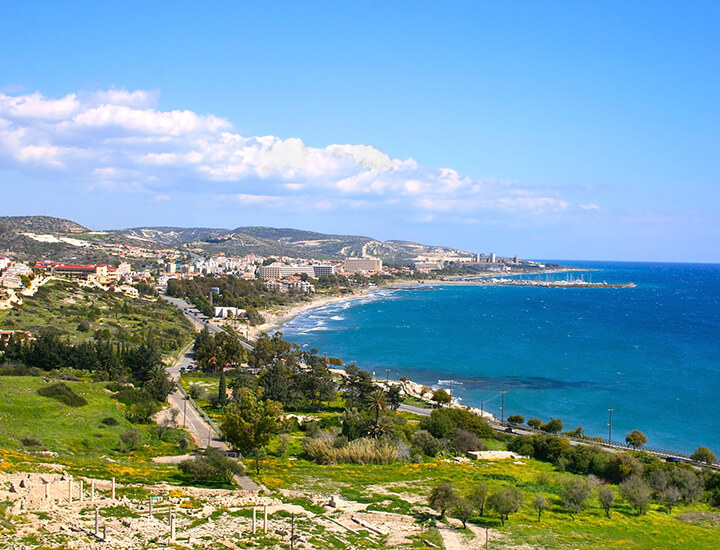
[248,287,376,341]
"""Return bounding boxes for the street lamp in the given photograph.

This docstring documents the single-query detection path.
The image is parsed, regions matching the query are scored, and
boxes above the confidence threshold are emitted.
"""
[499,391,508,423]
[608,408,614,443]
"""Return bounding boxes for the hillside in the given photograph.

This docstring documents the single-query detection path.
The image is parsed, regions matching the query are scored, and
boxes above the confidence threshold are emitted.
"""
[0,215,477,263]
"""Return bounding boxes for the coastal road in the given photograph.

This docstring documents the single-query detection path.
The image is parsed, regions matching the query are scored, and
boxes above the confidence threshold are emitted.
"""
[398,403,432,416]
[161,293,253,349]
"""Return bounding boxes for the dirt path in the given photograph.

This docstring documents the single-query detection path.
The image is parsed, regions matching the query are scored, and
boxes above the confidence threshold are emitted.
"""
[437,520,490,550]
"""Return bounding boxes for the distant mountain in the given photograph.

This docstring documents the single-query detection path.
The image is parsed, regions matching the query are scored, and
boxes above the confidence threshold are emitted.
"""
[114,226,229,246]
[0,216,88,234]
[0,217,119,263]
[0,216,476,264]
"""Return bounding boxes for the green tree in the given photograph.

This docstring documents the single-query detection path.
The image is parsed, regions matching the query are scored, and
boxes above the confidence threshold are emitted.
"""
[541,418,564,434]
[560,478,591,519]
[690,446,717,465]
[598,486,615,518]
[659,486,681,513]
[119,429,142,452]
[432,388,452,407]
[369,389,387,426]
[221,388,282,474]
[527,418,543,430]
[507,414,525,425]
[218,370,228,407]
[619,476,651,515]
[488,488,524,526]
[468,483,489,516]
[625,429,648,450]
[386,385,403,411]
[143,364,176,401]
[450,498,474,528]
[428,483,457,519]
[533,494,547,522]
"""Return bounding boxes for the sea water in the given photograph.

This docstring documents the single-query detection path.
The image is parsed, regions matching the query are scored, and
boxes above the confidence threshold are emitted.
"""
[280,262,720,455]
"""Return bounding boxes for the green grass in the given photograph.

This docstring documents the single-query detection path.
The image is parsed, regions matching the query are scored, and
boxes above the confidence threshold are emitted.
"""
[256,451,720,549]
[0,375,195,483]
[0,279,192,354]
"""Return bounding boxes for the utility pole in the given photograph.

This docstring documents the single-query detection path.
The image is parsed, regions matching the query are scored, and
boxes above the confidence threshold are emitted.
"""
[207,424,212,449]
[608,408,613,443]
[499,391,507,423]
[386,368,390,382]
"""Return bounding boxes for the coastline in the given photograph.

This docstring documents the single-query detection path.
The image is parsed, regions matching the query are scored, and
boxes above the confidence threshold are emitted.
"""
[248,288,375,341]
[248,284,498,420]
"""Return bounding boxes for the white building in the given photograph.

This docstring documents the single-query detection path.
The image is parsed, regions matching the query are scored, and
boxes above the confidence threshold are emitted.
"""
[257,263,316,279]
[344,257,382,274]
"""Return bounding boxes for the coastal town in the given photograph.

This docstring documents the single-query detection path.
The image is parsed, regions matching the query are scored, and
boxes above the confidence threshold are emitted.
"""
[1,219,718,550]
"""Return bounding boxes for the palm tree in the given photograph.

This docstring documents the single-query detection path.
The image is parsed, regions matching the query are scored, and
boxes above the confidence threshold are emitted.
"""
[369,389,387,425]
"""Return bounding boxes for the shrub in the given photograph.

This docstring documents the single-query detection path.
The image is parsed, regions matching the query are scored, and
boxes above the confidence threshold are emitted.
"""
[119,429,142,452]
[101,417,120,426]
[445,428,484,455]
[420,408,493,439]
[21,437,42,447]
[179,448,244,483]
[188,383,207,401]
[412,429,443,457]
[36,382,88,407]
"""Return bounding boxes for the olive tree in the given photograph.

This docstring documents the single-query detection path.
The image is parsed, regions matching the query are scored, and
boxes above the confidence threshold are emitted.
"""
[429,483,457,519]
[619,476,651,515]
[598,486,615,518]
[488,487,524,526]
[690,446,717,465]
[625,430,648,450]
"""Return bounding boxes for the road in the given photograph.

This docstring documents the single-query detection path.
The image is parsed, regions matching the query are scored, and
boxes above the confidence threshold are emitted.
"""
[163,302,259,490]
[162,294,252,349]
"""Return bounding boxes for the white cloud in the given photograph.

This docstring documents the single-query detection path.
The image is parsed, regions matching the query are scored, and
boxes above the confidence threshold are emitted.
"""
[0,88,577,219]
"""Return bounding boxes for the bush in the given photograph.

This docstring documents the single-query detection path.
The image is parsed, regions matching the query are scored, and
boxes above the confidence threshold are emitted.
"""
[420,408,493,439]
[179,448,244,483]
[303,436,400,465]
[188,383,207,401]
[21,437,42,447]
[101,417,120,426]
[36,382,88,407]
[412,429,443,457]
[445,428,484,455]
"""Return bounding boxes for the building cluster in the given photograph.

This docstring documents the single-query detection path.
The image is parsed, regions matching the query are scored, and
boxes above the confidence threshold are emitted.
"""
[0,258,33,289]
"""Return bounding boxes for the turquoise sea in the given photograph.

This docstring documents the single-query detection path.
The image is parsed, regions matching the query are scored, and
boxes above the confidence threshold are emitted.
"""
[280,262,720,456]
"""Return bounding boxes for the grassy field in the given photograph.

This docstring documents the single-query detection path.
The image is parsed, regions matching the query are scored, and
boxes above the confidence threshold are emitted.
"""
[0,278,193,353]
[255,447,720,549]
[0,375,192,484]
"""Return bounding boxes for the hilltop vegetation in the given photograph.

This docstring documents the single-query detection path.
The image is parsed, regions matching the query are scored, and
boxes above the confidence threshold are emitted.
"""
[0,279,192,353]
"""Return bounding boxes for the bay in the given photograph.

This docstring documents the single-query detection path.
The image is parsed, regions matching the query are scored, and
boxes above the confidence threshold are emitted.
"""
[280,261,720,455]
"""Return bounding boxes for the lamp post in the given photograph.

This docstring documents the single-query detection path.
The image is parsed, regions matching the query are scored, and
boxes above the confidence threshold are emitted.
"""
[499,391,508,423]
[608,408,614,443]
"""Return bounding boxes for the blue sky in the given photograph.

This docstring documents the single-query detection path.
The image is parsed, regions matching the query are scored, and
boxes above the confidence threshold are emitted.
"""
[1,1,718,262]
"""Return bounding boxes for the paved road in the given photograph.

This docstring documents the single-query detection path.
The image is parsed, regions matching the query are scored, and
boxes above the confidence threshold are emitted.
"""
[164,311,260,491]
[162,294,252,349]
[398,403,432,416]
